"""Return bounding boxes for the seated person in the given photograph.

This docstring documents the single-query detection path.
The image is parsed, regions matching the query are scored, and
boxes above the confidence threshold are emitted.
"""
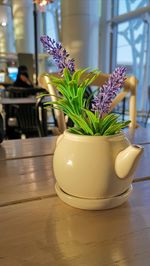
[13,65,33,88]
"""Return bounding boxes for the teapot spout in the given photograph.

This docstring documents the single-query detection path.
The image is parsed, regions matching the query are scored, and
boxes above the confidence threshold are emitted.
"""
[115,145,144,179]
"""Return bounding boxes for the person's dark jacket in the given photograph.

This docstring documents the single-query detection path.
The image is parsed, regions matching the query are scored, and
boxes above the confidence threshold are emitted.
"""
[13,79,32,88]
[13,71,33,88]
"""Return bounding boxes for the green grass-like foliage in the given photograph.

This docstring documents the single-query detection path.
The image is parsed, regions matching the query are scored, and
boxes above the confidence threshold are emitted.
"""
[41,68,130,136]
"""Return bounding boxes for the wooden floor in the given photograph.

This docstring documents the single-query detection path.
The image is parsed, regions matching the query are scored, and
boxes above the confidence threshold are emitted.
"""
[0,127,150,266]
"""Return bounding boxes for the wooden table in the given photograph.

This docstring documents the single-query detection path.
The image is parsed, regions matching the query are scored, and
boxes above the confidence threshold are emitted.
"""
[124,126,150,144]
[1,97,36,105]
[0,127,150,266]
[0,127,149,160]
[0,136,57,160]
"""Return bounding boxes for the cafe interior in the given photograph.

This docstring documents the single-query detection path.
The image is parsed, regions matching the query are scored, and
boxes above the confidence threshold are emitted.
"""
[0,0,150,265]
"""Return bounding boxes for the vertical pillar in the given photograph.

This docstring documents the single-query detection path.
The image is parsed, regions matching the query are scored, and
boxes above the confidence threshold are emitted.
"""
[37,11,44,53]
[45,5,59,41]
[0,4,16,53]
[12,0,34,53]
[99,0,111,72]
[61,0,99,69]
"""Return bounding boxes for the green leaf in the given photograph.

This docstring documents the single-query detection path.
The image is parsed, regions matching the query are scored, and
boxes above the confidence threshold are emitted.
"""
[85,89,97,109]
[83,109,99,132]
[103,124,122,135]
[79,70,100,88]
[46,78,70,100]
[36,93,49,98]
[63,68,72,83]
[94,133,101,136]
[100,114,119,134]
[69,113,94,135]
[77,86,87,108]
[68,80,76,97]
[68,127,83,135]
[72,68,90,82]
[46,75,64,86]
[103,119,130,136]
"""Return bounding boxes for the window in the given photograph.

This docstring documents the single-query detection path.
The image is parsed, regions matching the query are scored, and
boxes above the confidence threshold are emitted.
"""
[110,0,150,122]
[116,0,149,16]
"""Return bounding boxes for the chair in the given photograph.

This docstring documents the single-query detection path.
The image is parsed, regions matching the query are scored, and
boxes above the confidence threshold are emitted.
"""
[38,75,66,135]
[39,72,138,134]
[4,87,46,139]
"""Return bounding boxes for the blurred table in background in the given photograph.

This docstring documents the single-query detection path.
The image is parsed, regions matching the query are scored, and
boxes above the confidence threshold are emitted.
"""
[0,86,55,139]
[1,97,36,105]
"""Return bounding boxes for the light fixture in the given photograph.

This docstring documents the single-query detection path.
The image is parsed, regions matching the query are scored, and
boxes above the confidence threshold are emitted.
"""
[33,0,54,12]
[33,0,54,7]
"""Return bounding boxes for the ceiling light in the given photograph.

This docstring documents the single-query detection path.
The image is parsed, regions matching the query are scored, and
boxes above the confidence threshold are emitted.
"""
[33,0,54,6]
[39,0,47,6]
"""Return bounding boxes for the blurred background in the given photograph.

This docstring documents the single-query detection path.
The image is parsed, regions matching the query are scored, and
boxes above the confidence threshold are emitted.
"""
[0,0,150,140]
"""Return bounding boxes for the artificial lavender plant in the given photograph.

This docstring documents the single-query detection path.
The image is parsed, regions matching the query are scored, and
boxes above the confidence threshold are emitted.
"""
[92,66,126,118]
[40,36,75,73]
[40,35,130,136]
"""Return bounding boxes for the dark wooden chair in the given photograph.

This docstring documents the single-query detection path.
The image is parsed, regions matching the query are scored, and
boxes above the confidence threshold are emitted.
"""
[5,87,47,139]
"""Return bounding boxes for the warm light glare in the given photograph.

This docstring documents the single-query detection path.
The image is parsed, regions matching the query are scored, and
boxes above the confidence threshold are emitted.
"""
[67,160,73,166]
[33,0,54,6]
[39,0,47,6]
[1,21,7,27]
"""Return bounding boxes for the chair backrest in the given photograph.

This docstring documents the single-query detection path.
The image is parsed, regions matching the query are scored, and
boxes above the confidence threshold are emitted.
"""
[38,75,66,134]
[39,72,138,130]
[5,87,39,137]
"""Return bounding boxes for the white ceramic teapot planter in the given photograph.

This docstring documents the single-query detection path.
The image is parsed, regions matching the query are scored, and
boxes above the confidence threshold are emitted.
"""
[54,130,143,210]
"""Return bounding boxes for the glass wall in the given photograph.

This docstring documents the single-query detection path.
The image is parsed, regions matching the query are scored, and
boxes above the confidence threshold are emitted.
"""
[110,0,150,123]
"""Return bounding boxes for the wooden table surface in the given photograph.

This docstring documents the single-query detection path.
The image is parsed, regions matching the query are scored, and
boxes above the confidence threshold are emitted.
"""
[124,126,150,144]
[0,127,150,266]
[0,156,56,207]
[0,136,57,160]
[0,147,149,207]
[0,127,149,161]
[0,182,150,266]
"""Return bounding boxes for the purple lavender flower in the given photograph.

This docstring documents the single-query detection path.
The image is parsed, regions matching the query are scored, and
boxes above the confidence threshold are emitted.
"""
[92,66,126,118]
[40,35,75,73]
